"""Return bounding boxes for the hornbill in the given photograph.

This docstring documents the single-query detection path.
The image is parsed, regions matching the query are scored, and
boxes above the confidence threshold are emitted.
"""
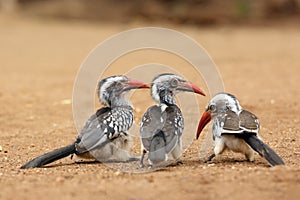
[21,75,149,169]
[140,73,205,167]
[196,93,285,166]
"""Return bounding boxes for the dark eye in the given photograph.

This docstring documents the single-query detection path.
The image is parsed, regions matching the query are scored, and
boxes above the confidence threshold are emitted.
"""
[170,79,178,87]
[209,104,216,111]
[115,82,122,89]
[225,102,231,110]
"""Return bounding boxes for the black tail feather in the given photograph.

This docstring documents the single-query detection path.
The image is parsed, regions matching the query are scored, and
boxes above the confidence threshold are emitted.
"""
[21,143,76,169]
[243,134,285,166]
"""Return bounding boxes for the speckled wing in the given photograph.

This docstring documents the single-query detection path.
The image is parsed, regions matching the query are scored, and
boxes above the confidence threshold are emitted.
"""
[163,105,184,153]
[76,106,133,154]
[239,110,260,134]
[75,107,112,154]
[140,105,165,151]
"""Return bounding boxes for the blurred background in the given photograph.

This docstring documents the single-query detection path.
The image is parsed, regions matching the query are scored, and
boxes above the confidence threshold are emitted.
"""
[1,0,299,25]
[1,1,300,199]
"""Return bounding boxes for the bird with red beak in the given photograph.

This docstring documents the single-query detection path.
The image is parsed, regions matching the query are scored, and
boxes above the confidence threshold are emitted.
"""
[140,73,205,167]
[196,93,284,166]
[21,75,149,169]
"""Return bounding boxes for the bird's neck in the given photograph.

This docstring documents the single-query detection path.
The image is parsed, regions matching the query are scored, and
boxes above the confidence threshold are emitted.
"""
[110,96,132,109]
[159,89,176,106]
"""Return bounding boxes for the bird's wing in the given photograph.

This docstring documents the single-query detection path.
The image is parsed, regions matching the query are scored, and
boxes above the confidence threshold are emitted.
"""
[219,110,244,135]
[163,105,183,153]
[239,110,260,133]
[76,107,133,154]
[220,110,259,135]
[140,105,183,155]
[75,107,111,153]
[140,105,164,151]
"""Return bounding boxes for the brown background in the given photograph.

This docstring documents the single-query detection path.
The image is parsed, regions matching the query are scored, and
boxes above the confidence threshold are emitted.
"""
[0,1,300,200]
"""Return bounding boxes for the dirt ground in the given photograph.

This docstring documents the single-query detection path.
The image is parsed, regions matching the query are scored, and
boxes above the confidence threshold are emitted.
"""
[0,15,299,200]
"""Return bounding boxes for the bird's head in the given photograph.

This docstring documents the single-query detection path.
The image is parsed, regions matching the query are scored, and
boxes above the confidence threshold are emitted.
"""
[98,75,149,107]
[151,73,205,106]
[196,93,242,139]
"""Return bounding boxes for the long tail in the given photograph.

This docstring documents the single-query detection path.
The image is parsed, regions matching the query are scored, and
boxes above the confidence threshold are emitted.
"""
[243,134,285,166]
[21,143,76,169]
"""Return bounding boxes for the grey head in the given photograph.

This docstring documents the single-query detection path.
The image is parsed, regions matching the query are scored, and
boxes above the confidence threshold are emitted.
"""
[205,93,242,117]
[196,93,243,139]
[98,75,149,108]
[151,73,205,106]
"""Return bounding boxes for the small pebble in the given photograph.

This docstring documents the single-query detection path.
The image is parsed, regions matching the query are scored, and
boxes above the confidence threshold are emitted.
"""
[270,99,275,104]
[60,99,71,105]
[56,176,64,183]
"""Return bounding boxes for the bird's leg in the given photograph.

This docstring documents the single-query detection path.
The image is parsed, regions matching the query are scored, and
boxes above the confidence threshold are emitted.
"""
[245,148,255,162]
[140,149,147,168]
[204,137,225,163]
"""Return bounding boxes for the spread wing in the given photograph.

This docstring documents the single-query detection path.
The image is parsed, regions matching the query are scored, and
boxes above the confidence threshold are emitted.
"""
[221,110,242,134]
[218,110,259,136]
[239,110,260,133]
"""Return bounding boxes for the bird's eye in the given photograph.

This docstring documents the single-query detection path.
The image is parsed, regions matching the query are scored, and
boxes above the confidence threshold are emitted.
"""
[115,82,122,89]
[170,79,178,87]
[225,102,231,110]
[209,104,216,111]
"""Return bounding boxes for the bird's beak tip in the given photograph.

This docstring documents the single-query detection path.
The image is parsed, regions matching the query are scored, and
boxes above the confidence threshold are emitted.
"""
[196,111,211,139]
[183,82,206,96]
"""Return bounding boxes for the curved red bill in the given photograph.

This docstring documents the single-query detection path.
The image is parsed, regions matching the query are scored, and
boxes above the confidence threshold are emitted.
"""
[182,82,206,96]
[196,111,211,139]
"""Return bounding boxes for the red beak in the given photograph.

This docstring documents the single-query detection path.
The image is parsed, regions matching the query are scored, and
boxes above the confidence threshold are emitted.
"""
[196,111,211,139]
[127,80,150,89]
[181,82,206,96]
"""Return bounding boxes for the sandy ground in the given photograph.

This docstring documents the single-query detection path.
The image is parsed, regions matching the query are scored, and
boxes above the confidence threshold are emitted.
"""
[0,15,300,200]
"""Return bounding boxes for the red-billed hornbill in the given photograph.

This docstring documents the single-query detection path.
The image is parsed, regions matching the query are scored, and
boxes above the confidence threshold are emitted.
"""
[140,73,205,167]
[196,93,285,166]
[21,76,149,169]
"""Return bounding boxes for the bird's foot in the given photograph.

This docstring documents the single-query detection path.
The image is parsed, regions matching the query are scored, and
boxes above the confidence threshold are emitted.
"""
[176,160,184,165]
[203,159,214,164]
[139,163,145,168]
[203,153,215,163]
